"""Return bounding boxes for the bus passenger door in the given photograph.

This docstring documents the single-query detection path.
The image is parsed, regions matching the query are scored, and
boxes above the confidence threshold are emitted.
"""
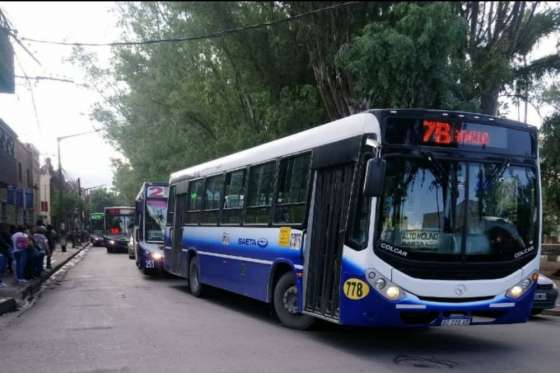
[304,159,356,321]
[172,193,186,276]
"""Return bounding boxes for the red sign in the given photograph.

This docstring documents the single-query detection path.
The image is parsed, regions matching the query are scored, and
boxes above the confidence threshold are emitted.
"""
[106,208,134,215]
[422,120,490,146]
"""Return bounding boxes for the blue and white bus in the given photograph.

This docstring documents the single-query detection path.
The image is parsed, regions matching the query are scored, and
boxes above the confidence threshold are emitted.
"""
[164,109,541,329]
[130,182,168,274]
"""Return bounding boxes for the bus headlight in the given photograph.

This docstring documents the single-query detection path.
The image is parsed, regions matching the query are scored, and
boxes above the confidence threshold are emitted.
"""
[151,252,163,260]
[506,275,535,299]
[385,286,401,300]
[366,268,405,301]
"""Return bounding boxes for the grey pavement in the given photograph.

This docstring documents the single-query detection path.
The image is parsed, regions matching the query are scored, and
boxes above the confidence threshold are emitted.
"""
[0,245,559,373]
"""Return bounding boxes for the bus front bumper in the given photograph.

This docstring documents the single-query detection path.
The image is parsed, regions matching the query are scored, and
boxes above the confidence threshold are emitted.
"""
[338,279,535,327]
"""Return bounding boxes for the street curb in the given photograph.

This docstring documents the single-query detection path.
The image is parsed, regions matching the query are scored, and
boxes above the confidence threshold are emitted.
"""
[0,242,90,315]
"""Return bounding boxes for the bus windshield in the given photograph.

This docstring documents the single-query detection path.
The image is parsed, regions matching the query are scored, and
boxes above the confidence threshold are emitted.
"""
[145,199,167,242]
[105,208,134,237]
[377,158,538,262]
[90,214,104,235]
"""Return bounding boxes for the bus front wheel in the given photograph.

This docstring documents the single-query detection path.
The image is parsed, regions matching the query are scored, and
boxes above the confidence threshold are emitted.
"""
[188,257,205,297]
[273,272,314,330]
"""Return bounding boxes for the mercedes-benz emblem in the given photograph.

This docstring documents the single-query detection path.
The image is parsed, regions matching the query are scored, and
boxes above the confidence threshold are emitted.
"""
[455,285,467,296]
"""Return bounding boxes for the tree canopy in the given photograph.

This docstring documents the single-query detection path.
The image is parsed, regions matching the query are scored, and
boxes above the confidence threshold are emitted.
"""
[74,1,560,229]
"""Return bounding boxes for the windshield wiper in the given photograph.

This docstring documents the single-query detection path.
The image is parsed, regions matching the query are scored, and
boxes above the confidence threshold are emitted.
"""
[481,158,511,191]
[420,151,450,185]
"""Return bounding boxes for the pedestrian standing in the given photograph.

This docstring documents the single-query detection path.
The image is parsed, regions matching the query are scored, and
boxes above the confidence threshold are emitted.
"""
[45,225,56,269]
[11,226,30,284]
[32,226,48,276]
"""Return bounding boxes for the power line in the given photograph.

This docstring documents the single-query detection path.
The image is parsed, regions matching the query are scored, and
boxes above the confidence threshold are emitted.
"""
[14,74,90,87]
[2,2,360,48]
[14,53,42,136]
[0,6,42,65]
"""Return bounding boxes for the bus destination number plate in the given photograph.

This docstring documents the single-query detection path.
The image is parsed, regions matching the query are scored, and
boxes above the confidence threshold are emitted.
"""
[441,317,471,327]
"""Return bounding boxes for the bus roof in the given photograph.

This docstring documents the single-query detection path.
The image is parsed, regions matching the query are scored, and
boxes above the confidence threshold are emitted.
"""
[170,112,379,184]
[369,108,537,130]
[169,109,537,184]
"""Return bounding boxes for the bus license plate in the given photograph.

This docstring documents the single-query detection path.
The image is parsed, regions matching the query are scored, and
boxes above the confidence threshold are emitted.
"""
[534,292,547,301]
[441,318,471,327]
[146,260,154,268]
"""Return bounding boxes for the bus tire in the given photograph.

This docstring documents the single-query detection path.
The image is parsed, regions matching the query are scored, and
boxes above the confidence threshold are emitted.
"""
[273,272,314,330]
[188,256,204,297]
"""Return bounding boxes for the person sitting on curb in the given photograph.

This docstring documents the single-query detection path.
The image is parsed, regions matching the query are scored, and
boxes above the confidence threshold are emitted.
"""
[11,226,30,284]
[31,226,48,277]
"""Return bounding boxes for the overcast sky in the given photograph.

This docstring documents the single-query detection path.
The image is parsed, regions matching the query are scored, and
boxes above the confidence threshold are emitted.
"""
[0,2,120,189]
[0,2,557,190]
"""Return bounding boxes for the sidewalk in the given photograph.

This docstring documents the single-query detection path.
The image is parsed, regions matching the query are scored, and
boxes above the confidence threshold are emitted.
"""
[0,242,89,315]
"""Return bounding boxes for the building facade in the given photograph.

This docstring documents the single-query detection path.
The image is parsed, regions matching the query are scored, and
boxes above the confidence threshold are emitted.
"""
[0,118,17,224]
[0,118,40,226]
[39,158,54,224]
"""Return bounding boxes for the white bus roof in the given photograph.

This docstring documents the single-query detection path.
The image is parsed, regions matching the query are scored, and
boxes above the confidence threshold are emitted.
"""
[170,112,379,184]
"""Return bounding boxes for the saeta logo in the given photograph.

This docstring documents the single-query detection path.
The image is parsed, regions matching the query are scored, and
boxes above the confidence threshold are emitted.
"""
[238,237,269,248]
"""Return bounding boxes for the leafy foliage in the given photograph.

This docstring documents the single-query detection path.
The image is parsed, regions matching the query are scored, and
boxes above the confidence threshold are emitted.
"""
[541,113,560,235]
[336,3,468,110]
[72,1,560,208]
[87,187,121,213]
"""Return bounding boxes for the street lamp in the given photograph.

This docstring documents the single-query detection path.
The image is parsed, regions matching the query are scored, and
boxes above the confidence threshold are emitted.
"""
[56,129,102,250]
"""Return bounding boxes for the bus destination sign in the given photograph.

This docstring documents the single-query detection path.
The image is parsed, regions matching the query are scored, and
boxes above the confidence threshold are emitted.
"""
[422,120,496,147]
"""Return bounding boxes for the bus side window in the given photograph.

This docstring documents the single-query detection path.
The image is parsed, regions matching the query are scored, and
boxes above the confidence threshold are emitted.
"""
[222,169,245,225]
[166,185,176,226]
[274,153,311,225]
[246,162,276,224]
[200,174,224,225]
[185,179,205,224]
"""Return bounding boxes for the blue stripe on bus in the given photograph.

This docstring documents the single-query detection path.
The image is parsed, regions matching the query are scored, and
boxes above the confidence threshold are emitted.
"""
[166,228,303,302]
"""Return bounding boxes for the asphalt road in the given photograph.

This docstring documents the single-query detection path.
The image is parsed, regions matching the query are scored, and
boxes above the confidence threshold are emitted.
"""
[0,245,558,373]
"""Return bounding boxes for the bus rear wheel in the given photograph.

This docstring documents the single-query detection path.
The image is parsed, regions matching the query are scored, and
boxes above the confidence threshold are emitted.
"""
[188,257,205,297]
[273,272,314,330]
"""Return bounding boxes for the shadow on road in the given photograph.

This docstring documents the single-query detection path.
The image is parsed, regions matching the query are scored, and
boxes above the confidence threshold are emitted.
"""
[165,281,517,366]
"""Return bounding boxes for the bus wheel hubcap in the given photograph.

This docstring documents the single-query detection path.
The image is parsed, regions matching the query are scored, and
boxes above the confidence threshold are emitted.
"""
[192,268,198,289]
[282,286,298,314]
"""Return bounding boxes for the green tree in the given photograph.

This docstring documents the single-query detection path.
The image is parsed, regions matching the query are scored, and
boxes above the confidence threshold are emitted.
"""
[541,113,560,236]
[88,188,120,213]
[460,1,560,114]
[336,3,468,110]
[73,1,560,199]
[51,188,84,231]
[111,159,143,206]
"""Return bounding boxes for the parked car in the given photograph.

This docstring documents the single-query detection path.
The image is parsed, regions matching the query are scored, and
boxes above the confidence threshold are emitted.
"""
[90,234,104,246]
[532,273,558,315]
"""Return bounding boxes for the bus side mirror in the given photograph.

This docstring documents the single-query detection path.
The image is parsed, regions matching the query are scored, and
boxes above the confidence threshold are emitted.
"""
[363,158,386,197]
